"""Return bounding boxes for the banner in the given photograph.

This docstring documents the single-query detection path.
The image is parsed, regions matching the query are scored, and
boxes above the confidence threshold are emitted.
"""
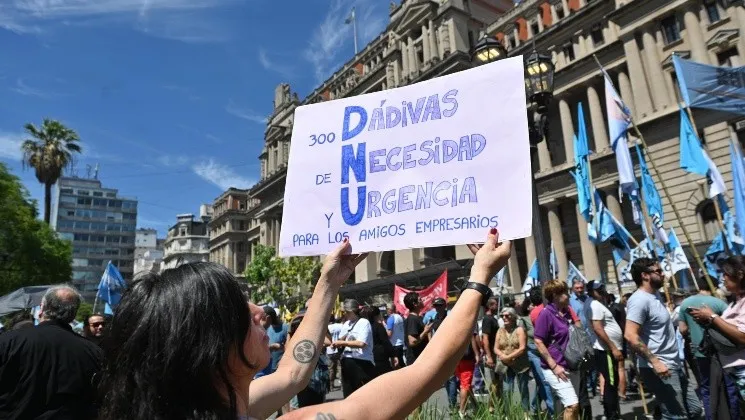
[279,56,532,256]
[673,55,745,115]
[393,270,447,317]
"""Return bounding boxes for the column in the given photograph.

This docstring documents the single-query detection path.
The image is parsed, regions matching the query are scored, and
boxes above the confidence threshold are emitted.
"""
[641,29,670,111]
[683,7,709,64]
[538,141,552,171]
[559,98,575,162]
[355,253,378,282]
[575,201,601,280]
[605,188,624,222]
[734,6,745,62]
[537,11,544,32]
[507,251,521,292]
[422,25,430,64]
[448,19,457,53]
[393,60,400,85]
[551,4,559,22]
[401,41,409,77]
[395,248,421,272]
[408,36,417,75]
[524,235,537,267]
[623,36,653,117]
[617,71,636,119]
[587,84,609,151]
[546,202,569,279]
[455,245,472,260]
[429,20,438,60]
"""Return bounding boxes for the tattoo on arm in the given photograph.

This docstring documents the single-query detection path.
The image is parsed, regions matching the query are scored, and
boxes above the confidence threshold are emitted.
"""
[316,413,337,420]
[292,340,318,364]
[634,341,656,362]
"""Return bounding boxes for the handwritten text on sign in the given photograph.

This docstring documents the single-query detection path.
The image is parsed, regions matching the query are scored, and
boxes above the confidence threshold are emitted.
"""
[279,56,532,256]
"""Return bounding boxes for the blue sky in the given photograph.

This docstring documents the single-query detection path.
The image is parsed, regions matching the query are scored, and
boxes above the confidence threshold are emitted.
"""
[0,0,390,236]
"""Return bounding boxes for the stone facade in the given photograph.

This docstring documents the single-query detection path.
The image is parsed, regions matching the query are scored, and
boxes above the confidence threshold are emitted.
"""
[209,189,253,276]
[247,0,745,291]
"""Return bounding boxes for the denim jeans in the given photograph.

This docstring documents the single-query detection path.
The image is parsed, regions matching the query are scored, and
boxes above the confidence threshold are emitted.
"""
[640,366,703,420]
[528,345,554,415]
[445,375,458,408]
[503,368,531,412]
[696,357,740,420]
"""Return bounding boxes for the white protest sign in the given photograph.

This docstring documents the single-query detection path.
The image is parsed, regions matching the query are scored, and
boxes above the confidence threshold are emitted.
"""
[279,56,532,256]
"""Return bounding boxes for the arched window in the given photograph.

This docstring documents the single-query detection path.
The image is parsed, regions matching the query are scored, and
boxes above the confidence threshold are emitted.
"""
[379,251,396,277]
[697,200,719,242]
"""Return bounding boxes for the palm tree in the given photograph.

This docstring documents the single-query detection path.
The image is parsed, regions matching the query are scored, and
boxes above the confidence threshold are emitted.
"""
[21,119,82,224]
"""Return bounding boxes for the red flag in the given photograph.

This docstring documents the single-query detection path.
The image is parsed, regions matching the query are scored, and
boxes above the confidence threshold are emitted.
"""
[393,270,448,317]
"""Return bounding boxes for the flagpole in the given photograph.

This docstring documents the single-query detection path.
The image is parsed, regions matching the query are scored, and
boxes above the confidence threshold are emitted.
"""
[352,9,358,55]
[592,54,717,294]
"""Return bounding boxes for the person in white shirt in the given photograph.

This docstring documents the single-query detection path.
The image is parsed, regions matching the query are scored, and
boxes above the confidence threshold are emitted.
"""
[385,303,406,368]
[587,281,623,420]
[331,299,375,397]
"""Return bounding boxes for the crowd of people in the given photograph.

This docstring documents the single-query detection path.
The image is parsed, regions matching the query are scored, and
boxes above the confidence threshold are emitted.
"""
[0,230,744,420]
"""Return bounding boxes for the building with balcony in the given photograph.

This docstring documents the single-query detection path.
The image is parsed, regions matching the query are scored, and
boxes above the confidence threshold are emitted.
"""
[51,177,138,299]
[478,0,745,291]
[134,228,163,274]
[162,211,211,271]
[247,0,514,287]
[209,189,253,276]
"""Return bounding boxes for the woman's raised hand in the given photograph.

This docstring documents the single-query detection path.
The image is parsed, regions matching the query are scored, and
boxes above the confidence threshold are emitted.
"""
[320,238,369,287]
[467,228,512,285]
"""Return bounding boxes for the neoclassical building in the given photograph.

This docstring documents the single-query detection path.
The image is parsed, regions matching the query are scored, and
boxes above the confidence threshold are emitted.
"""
[246,0,745,293]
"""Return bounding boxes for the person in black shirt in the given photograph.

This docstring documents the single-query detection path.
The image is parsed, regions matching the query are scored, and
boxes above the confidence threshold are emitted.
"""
[0,286,102,419]
[404,292,432,364]
[362,306,398,377]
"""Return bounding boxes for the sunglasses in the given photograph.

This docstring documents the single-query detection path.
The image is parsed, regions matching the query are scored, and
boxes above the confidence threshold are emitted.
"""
[90,322,105,327]
[648,268,663,275]
[501,314,511,318]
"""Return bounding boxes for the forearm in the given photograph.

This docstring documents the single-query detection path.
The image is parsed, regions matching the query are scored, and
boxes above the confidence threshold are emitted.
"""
[336,340,366,349]
[624,331,656,363]
[712,317,745,346]
[481,336,493,359]
[534,338,557,368]
[277,279,338,383]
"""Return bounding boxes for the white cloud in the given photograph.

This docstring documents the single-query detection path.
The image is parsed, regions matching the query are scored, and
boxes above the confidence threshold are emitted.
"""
[225,100,267,124]
[192,159,254,190]
[1,0,236,43]
[10,78,56,98]
[0,132,24,160]
[258,48,294,79]
[157,155,189,167]
[304,0,387,82]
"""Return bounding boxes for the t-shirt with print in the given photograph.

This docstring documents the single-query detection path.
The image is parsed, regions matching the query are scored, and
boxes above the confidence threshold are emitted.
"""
[590,299,623,352]
[405,314,428,363]
[679,294,728,358]
[481,314,499,355]
[626,289,681,369]
[340,318,374,363]
[386,313,405,347]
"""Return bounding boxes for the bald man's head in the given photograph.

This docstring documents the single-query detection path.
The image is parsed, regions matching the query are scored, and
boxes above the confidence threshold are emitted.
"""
[40,286,82,324]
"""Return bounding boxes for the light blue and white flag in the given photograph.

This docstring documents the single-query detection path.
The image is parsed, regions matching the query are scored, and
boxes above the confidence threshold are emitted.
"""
[571,103,593,222]
[97,261,127,307]
[601,65,637,196]
[673,54,745,115]
[566,261,587,287]
[679,107,726,198]
[549,241,559,279]
[521,259,539,292]
[731,140,745,246]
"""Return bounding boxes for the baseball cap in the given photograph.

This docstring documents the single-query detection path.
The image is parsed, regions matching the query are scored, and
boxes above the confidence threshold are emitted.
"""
[433,297,447,306]
[586,280,605,292]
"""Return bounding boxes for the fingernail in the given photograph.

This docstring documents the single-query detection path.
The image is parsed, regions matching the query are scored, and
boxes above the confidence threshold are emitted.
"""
[490,228,497,235]
[343,238,348,243]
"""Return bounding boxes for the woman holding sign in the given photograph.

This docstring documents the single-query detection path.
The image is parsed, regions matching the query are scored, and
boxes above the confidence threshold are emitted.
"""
[97,229,510,420]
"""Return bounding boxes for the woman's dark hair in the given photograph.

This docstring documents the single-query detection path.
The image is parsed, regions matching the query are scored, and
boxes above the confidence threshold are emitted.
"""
[98,262,256,420]
[360,306,380,322]
[403,292,420,311]
[289,316,304,336]
[518,298,531,317]
[528,286,543,306]
[719,255,745,292]
[263,306,280,325]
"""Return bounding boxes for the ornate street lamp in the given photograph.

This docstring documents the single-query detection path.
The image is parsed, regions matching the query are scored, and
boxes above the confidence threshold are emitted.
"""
[471,37,556,285]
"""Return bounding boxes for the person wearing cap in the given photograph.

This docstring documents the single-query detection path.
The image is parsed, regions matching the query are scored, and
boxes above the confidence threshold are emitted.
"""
[428,297,448,337]
[586,280,623,420]
[331,299,375,397]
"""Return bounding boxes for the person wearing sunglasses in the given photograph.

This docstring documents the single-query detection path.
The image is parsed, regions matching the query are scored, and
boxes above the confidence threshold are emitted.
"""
[624,257,703,420]
[83,313,106,347]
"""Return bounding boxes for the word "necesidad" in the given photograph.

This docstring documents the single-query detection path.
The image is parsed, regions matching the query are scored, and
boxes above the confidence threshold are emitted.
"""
[339,90,487,226]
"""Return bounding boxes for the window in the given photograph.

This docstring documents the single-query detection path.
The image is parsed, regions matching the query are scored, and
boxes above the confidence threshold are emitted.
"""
[530,20,540,37]
[179,227,187,236]
[60,188,73,194]
[78,190,89,196]
[562,42,575,62]
[698,200,719,241]
[661,15,681,44]
[717,48,740,67]
[106,192,115,198]
[591,24,604,47]
[507,34,517,49]
[556,5,565,19]
[705,0,721,24]
[93,191,103,197]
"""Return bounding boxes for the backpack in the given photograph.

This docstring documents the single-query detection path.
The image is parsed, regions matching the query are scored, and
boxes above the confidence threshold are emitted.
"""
[562,323,594,371]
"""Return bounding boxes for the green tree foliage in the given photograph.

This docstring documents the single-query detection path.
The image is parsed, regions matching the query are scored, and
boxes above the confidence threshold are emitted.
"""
[0,163,73,296]
[76,302,93,322]
[21,119,82,224]
[244,244,321,308]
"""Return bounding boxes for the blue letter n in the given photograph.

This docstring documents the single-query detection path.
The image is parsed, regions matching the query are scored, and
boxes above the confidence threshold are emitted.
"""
[341,143,366,184]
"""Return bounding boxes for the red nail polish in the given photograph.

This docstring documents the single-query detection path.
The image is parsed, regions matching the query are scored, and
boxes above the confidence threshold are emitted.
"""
[343,238,348,243]
[490,228,497,234]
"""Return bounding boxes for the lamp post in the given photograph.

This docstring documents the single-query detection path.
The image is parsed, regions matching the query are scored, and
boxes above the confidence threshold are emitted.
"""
[471,36,555,284]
